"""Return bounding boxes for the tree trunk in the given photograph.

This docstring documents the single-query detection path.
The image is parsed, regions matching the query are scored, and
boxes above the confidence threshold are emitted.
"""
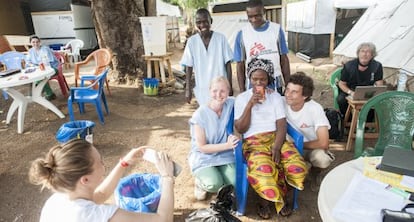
[90,0,152,84]
[145,0,157,16]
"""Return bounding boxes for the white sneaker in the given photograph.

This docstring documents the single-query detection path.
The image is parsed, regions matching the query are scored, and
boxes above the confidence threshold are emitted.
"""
[194,185,207,201]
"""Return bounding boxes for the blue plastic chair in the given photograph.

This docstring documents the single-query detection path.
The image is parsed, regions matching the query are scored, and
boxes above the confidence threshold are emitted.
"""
[233,121,304,216]
[0,51,26,100]
[0,51,26,70]
[67,68,109,124]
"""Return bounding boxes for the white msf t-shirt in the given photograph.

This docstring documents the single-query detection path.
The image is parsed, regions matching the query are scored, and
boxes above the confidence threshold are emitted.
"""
[40,193,118,222]
[284,99,330,142]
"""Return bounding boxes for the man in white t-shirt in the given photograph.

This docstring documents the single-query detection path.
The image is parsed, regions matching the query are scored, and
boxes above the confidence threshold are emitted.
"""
[284,72,335,191]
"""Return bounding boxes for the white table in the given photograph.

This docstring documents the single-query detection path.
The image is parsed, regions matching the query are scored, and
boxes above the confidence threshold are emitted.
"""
[318,158,364,222]
[318,157,409,222]
[0,67,65,133]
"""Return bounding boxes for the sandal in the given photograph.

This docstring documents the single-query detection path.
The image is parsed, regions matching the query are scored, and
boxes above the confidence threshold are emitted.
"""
[279,204,292,217]
[256,203,271,219]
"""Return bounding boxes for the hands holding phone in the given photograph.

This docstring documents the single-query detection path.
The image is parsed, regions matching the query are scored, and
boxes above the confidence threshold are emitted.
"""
[142,148,182,177]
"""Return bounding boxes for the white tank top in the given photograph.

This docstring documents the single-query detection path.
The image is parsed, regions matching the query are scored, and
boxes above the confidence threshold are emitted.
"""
[242,22,282,88]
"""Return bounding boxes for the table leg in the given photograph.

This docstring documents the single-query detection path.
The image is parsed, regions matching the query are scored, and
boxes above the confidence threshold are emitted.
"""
[344,105,351,129]
[346,108,359,151]
[31,79,65,118]
[146,60,152,78]
[154,60,161,80]
[160,59,166,83]
[3,88,29,134]
[64,54,71,69]
[165,57,173,81]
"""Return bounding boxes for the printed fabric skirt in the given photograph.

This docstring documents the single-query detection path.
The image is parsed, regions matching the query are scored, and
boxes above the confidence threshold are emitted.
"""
[242,132,308,213]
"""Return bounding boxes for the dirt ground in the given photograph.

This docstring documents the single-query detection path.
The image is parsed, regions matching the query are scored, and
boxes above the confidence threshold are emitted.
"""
[0,46,354,222]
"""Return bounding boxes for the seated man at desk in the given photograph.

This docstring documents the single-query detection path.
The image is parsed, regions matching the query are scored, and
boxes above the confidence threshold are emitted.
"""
[284,72,335,191]
[337,42,384,116]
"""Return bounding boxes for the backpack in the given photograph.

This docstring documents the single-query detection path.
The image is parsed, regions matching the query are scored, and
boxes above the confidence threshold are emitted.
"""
[324,108,343,141]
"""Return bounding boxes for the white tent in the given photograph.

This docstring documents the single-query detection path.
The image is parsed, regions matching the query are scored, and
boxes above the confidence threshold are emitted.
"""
[286,0,336,35]
[333,0,414,75]
[285,0,379,58]
[286,0,379,34]
[211,12,247,51]
[334,0,378,9]
[157,0,180,17]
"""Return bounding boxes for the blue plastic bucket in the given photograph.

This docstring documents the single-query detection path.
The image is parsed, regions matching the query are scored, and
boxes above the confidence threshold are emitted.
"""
[143,78,159,96]
[114,173,161,213]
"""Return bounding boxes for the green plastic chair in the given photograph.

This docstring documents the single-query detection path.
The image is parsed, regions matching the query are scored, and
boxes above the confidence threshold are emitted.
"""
[330,68,342,110]
[354,91,414,158]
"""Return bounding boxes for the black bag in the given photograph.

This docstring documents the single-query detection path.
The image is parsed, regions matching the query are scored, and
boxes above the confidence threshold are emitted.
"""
[324,108,343,141]
[382,204,414,222]
[185,185,241,222]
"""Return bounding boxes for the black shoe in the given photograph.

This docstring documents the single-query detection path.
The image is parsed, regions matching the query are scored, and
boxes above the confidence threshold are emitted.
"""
[45,94,57,101]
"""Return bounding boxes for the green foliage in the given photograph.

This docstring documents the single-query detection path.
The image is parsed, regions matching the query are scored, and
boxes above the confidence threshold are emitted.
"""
[186,0,209,9]
[163,0,180,6]
[162,0,208,9]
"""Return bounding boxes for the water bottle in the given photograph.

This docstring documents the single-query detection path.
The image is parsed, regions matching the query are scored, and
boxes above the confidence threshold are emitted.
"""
[397,70,407,91]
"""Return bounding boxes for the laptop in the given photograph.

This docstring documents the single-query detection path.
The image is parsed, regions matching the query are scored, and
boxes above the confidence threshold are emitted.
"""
[348,85,387,100]
[379,147,414,177]
[0,69,20,78]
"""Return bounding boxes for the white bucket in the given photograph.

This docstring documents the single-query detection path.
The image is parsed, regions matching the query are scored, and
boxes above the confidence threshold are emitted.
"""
[139,16,167,56]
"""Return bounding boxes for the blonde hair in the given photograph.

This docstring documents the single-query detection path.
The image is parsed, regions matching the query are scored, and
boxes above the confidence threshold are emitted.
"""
[209,76,230,91]
[29,139,94,193]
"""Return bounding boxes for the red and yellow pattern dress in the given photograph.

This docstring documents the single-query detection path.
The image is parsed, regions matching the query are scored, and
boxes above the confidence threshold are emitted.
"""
[243,132,308,213]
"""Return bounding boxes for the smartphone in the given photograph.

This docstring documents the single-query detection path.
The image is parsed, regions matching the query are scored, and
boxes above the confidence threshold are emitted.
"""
[143,148,182,177]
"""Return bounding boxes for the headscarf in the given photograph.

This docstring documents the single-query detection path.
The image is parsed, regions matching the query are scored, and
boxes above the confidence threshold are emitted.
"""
[247,58,275,84]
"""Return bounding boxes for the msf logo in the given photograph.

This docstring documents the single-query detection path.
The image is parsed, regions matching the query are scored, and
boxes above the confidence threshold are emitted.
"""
[249,42,265,57]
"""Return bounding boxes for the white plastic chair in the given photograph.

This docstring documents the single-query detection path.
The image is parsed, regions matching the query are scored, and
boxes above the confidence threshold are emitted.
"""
[65,39,84,65]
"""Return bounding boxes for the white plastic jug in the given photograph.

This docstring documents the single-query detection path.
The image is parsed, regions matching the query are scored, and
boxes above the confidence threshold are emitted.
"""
[397,70,407,91]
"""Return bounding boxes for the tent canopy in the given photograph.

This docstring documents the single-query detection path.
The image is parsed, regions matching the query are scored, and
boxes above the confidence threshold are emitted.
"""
[334,0,378,9]
[286,0,379,35]
[286,0,336,34]
[333,0,414,75]
[157,0,180,17]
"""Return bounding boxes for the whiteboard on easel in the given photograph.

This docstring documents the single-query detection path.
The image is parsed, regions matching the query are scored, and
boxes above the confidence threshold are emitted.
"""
[31,11,76,39]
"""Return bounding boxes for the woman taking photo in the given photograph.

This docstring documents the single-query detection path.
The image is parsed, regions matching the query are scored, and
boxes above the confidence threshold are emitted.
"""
[29,139,175,222]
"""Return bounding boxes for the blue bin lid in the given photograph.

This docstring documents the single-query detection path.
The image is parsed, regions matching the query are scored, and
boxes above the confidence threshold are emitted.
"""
[56,120,95,143]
